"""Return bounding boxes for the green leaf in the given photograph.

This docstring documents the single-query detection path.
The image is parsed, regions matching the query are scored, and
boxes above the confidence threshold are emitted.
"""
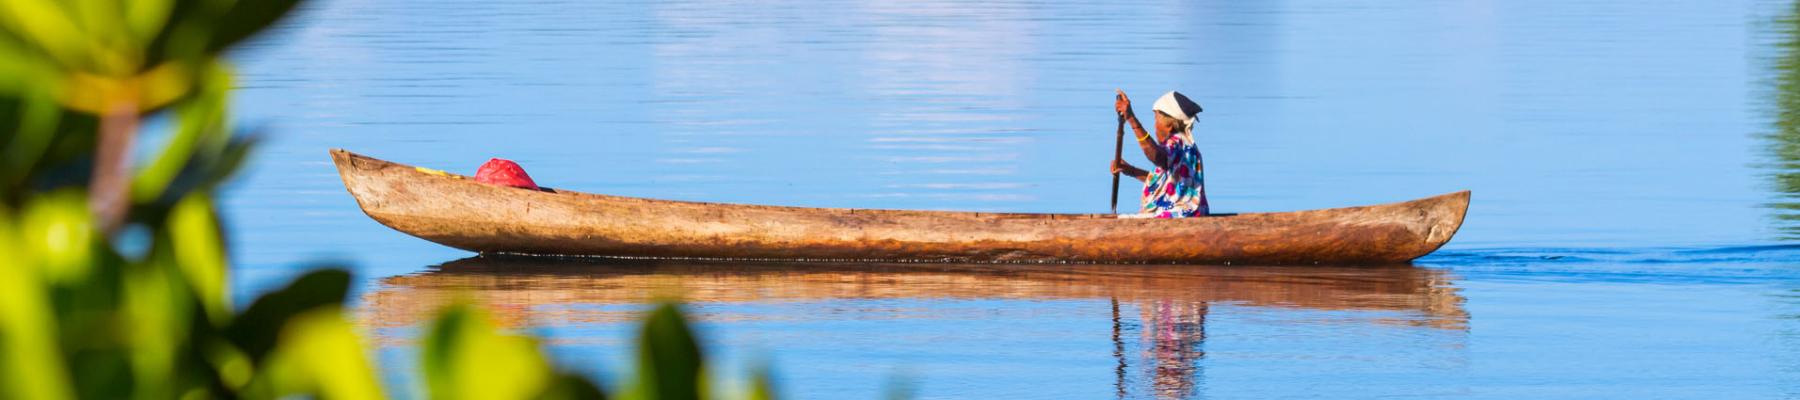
[202,337,254,391]
[0,208,74,400]
[202,132,257,188]
[0,0,90,70]
[224,268,350,361]
[139,132,259,207]
[1,91,59,189]
[422,302,554,400]
[745,365,774,400]
[139,0,214,70]
[168,193,228,323]
[0,39,57,96]
[132,62,229,203]
[210,0,307,53]
[537,373,608,400]
[122,249,192,399]
[251,307,385,399]
[68,0,126,59]
[18,190,96,285]
[124,0,175,46]
[632,303,704,400]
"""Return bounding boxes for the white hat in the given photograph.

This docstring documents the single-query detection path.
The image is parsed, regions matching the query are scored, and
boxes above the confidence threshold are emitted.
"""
[1152,91,1203,124]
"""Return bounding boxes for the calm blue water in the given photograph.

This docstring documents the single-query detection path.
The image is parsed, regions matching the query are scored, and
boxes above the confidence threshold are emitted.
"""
[215,0,1800,398]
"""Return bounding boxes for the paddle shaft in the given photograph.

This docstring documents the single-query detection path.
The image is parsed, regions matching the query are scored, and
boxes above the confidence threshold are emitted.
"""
[1111,113,1124,214]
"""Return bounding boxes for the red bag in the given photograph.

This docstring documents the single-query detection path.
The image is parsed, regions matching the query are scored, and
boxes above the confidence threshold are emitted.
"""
[474,158,540,190]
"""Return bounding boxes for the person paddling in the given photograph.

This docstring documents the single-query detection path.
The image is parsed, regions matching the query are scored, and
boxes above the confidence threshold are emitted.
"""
[1110,90,1208,218]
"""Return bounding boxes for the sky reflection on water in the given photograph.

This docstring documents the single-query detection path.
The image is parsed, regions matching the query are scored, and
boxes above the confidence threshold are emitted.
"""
[217,0,1800,398]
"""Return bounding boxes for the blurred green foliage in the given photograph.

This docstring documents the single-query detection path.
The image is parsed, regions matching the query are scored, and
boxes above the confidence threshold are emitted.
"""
[0,1,769,399]
[1769,2,1800,237]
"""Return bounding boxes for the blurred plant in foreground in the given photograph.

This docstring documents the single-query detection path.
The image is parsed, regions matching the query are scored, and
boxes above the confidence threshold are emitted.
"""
[0,1,769,399]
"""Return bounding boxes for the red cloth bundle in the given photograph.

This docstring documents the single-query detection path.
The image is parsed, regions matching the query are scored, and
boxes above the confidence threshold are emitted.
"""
[474,158,540,190]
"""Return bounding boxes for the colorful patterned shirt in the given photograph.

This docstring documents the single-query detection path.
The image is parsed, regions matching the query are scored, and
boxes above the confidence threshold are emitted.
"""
[1138,131,1208,218]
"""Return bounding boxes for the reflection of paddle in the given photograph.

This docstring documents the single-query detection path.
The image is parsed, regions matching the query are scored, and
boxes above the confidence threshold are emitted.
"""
[1111,95,1126,214]
[1111,297,1127,398]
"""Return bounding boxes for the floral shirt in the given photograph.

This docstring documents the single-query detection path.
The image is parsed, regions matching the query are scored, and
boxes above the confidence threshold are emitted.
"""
[1138,131,1208,218]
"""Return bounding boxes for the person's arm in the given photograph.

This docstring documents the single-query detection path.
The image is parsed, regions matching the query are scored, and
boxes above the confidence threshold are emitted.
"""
[1112,159,1149,182]
[1116,90,1169,168]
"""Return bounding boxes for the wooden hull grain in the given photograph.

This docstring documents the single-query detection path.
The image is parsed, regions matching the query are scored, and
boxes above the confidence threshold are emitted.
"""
[331,149,1469,264]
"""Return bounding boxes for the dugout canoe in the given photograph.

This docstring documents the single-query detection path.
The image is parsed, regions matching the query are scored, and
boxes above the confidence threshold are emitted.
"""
[331,149,1469,264]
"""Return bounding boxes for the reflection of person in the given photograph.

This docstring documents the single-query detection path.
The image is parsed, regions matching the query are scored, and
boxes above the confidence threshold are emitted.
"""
[1111,90,1209,218]
[1140,300,1207,399]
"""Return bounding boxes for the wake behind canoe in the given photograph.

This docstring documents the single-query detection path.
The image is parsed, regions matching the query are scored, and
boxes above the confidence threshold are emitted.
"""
[331,149,1469,264]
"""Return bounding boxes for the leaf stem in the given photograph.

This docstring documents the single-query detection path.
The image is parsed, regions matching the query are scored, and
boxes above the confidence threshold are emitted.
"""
[92,98,137,233]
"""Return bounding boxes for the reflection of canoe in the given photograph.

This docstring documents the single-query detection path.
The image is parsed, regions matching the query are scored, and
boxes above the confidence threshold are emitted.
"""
[332,149,1469,264]
[360,256,1468,330]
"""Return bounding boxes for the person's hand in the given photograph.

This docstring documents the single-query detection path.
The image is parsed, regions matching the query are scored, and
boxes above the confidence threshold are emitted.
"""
[1115,89,1131,117]
[1110,159,1129,175]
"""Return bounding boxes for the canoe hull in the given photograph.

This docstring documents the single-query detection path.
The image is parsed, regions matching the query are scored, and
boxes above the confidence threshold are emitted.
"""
[332,149,1468,264]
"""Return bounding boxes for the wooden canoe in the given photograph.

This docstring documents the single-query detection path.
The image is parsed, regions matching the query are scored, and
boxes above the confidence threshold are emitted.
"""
[331,149,1469,264]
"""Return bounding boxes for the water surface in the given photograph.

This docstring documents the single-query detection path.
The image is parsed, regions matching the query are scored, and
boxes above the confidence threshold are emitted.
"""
[221,0,1800,398]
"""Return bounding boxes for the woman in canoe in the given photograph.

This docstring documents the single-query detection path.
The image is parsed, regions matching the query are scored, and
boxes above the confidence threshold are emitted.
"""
[1110,90,1208,218]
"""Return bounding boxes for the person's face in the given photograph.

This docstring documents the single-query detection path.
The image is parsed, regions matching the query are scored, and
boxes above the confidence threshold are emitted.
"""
[1154,113,1179,135]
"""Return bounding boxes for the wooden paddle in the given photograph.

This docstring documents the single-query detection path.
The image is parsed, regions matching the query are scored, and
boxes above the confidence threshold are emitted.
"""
[1111,95,1126,214]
